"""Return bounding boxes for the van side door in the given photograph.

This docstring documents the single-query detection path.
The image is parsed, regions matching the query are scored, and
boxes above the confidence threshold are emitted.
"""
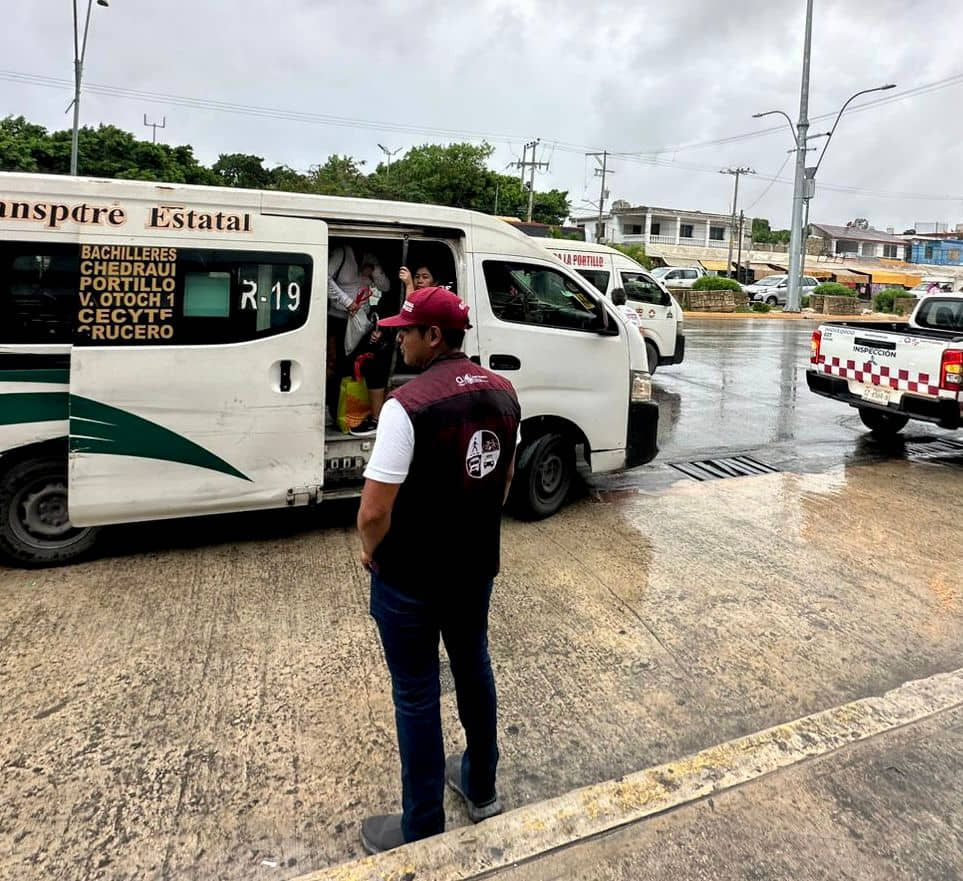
[67,217,327,525]
[474,254,629,453]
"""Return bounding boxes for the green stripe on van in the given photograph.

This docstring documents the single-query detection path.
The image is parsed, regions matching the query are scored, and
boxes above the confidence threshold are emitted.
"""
[0,369,70,384]
[69,396,250,482]
[0,392,69,425]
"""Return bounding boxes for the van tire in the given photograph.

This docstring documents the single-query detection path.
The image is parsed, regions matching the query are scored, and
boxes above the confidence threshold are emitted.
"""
[511,433,574,520]
[645,340,659,375]
[0,457,100,567]
[858,407,909,437]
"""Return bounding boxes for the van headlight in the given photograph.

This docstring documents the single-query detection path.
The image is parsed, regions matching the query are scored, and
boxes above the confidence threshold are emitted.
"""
[630,370,652,402]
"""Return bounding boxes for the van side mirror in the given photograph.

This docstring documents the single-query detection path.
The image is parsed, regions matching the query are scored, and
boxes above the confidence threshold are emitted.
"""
[595,299,618,335]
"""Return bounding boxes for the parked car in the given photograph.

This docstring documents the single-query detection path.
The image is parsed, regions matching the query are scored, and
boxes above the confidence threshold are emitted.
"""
[744,274,819,305]
[649,265,706,289]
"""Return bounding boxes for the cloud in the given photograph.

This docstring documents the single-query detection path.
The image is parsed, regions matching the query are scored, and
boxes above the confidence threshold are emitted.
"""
[2,0,960,230]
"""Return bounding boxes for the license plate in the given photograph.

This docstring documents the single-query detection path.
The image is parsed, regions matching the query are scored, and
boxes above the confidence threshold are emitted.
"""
[861,385,890,406]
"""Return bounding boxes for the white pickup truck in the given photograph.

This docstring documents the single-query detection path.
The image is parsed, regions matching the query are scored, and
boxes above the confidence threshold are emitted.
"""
[807,294,963,436]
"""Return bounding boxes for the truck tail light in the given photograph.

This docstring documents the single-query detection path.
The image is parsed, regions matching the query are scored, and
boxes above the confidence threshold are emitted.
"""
[941,349,963,391]
[810,329,822,364]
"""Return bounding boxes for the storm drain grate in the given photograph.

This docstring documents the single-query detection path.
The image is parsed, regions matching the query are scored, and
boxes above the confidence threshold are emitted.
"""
[669,456,780,482]
[905,438,963,461]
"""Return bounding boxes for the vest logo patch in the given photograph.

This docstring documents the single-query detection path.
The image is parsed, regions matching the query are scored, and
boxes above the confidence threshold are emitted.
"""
[466,429,500,479]
[455,373,489,387]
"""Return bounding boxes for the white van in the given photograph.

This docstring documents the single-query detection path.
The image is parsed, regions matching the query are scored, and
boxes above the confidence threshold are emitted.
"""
[540,238,684,373]
[0,173,658,566]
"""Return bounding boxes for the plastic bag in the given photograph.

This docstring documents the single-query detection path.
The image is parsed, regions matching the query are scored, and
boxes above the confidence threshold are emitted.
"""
[344,309,373,354]
[337,374,371,433]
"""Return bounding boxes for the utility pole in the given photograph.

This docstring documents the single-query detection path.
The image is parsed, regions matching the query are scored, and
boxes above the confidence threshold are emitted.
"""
[377,143,401,178]
[143,114,166,144]
[721,167,754,277]
[586,151,611,242]
[513,139,548,222]
[737,210,745,283]
[786,0,814,313]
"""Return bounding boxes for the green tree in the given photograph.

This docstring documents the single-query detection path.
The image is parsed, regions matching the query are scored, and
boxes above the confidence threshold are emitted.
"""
[0,116,54,172]
[212,152,274,189]
[303,154,370,196]
[610,242,652,268]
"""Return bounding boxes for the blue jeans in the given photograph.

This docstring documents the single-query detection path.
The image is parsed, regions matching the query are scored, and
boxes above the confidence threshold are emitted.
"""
[370,572,499,842]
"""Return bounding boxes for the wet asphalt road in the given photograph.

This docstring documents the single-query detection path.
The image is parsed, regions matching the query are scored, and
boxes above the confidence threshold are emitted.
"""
[598,317,960,490]
[1,317,961,881]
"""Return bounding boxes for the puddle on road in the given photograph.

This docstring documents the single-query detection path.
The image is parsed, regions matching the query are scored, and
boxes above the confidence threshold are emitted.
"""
[600,458,961,638]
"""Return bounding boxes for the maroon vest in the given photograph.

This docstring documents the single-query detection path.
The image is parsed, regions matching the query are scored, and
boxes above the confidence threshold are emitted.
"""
[373,352,521,592]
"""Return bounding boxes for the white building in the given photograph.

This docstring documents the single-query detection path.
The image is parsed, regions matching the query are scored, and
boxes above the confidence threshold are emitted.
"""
[571,203,752,251]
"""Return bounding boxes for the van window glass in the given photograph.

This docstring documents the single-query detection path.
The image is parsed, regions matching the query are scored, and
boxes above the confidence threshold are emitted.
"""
[183,273,232,317]
[483,261,605,333]
[0,242,79,343]
[620,271,670,306]
[574,268,610,292]
[0,242,312,346]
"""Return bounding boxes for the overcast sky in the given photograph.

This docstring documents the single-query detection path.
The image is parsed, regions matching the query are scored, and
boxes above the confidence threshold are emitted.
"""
[3,0,961,231]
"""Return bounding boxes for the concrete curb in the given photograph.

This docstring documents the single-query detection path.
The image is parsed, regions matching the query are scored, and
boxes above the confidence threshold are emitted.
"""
[294,668,963,881]
[683,311,907,322]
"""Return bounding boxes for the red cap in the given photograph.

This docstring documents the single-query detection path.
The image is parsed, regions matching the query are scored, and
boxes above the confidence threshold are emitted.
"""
[379,286,471,330]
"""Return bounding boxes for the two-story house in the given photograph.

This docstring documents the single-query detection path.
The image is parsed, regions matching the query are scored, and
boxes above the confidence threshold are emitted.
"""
[808,223,908,260]
[572,203,751,251]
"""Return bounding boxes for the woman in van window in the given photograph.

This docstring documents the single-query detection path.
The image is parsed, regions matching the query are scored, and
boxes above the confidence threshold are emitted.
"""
[399,265,436,295]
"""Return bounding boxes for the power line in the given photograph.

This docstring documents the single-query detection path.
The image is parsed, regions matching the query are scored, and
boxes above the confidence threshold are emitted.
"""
[5,66,962,161]
[3,67,961,202]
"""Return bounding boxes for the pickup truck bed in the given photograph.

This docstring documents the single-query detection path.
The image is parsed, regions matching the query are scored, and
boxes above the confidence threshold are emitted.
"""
[806,311,963,432]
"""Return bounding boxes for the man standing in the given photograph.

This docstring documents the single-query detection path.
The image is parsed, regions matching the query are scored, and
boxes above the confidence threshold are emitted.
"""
[357,287,521,853]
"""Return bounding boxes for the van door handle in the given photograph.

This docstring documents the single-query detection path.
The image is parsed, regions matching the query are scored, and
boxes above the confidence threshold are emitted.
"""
[279,359,292,392]
[489,354,521,370]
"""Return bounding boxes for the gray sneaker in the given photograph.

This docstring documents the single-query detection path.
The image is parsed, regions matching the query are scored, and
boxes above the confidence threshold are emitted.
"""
[445,754,503,822]
[360,813,405,854]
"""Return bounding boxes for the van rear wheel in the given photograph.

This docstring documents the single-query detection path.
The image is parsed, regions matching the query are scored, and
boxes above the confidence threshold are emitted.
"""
[511,432,574,520]
[0,458,100,567]
[858,407,909,437]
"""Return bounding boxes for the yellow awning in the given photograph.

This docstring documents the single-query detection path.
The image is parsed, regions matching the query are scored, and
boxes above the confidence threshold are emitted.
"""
[865,269,917,286]
[700,259,732,271]
[805,267,834,279]
[831,269,870,282]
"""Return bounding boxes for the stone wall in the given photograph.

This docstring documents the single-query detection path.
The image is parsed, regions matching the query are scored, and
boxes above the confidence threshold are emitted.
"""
[823,296,860,315]
[810,294,860,314]
[686,291,736,313]
[894,297,918,316]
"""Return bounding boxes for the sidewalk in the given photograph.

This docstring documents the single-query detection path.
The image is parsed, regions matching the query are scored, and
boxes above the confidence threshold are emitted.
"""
[294,668,963,881]
[496,701,963,881]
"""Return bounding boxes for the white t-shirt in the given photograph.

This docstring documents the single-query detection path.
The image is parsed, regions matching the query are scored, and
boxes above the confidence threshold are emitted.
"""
[363,398,522,484]
[617,304,642,327]
[363,399,415,484]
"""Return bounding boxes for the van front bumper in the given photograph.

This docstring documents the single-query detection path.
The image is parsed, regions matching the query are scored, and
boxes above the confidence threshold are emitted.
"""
[625,401,660,467]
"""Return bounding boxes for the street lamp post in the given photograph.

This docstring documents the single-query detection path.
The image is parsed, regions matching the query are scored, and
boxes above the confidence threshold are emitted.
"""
[753,11,895,313]
[70,0,109,176]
